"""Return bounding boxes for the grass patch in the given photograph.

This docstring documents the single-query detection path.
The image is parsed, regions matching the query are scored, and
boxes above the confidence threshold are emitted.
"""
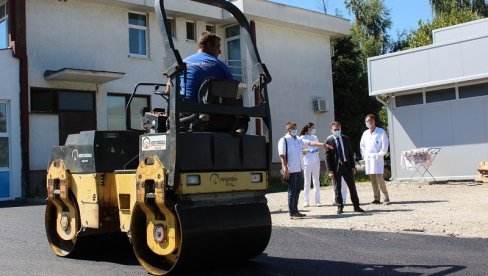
[267,171,370,193]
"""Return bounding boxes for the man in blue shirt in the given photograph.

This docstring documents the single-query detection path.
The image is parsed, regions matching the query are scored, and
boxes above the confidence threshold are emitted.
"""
[181,31,233,101]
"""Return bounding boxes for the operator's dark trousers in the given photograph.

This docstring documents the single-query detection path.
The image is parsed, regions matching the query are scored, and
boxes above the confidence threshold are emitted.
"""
[334,162,360,208]
[288,171,303,214]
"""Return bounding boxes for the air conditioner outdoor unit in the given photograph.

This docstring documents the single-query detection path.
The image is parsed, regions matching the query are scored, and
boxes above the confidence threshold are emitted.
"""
[313,99,328,113]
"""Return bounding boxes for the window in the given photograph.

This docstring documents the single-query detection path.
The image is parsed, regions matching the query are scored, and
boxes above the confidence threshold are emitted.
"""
[31,89,55,112]
[186,21,195,40]
[107,94,149,130]
[225,25,243,82]
[30,88,94,113]
[167,18,176,38]
[0,2,8,49]
[129,12,148,56]
[459,82,488,99]
[425,88,455,103]
[395,93,423,107]
[206,24,215,33]
[0,102,9,198]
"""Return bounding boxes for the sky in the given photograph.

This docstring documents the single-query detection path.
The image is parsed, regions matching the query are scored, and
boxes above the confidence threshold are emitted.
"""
[268,0,434,40]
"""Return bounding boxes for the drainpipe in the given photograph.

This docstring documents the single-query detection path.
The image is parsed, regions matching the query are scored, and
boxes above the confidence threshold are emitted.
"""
[9,0,30,198]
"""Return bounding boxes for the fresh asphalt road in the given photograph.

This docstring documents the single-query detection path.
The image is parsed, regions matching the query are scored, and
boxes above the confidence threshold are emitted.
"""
[0,202,486,276]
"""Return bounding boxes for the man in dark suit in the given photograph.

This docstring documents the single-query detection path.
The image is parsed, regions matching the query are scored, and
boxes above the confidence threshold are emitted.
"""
[325,121,364,214]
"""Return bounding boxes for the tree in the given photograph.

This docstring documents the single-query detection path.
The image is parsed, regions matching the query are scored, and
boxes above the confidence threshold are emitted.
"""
[328,0,391,155]
[429,0,488,16]
[346,0,392,71]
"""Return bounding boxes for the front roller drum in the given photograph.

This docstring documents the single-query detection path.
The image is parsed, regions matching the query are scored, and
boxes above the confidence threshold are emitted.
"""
[130,205,179,275]
[130,199,271,275]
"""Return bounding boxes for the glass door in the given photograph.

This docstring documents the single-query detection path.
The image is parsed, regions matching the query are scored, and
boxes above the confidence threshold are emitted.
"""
[0,102,10,198]
[225,25,243,82]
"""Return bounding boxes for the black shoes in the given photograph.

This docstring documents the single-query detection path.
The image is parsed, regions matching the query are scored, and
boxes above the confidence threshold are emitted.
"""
[371,200,381,204]
[354,207,365,213]
[337,207,344,214]
[290,212,307,219]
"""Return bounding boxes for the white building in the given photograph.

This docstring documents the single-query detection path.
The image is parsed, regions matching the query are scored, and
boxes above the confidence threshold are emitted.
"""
[368,18,488,181]
[0,0,349,200]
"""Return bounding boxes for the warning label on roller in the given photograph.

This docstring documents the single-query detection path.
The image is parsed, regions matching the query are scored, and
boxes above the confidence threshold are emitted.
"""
[142,135,167,151]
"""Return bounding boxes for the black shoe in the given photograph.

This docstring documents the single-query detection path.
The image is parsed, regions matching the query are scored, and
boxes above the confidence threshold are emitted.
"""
[354,207,365,213]
[371,200,381,204]
[337,207,344,214]
[290,212,306,219]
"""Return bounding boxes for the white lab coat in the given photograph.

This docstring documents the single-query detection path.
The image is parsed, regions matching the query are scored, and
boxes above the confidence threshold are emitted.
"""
[360,127,389,174]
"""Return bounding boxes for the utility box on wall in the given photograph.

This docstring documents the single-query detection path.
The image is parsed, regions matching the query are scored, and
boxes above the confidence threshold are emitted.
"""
[313,99,328,113]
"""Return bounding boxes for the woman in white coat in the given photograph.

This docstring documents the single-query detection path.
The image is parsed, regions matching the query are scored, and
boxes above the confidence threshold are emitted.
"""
[300,123,321,207]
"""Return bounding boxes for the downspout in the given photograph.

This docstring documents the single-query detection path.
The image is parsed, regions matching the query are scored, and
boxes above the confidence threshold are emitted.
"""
[9,0,30,198]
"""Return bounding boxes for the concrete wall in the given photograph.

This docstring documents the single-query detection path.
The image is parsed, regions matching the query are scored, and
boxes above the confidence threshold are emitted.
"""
[0,49,21,200]
[254,21,334,162]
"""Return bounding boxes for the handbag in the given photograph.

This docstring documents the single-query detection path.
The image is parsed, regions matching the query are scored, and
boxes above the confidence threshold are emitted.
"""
[280,137,289,183]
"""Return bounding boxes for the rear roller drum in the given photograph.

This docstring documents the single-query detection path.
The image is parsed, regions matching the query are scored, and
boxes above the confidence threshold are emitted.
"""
[45,194,81,257]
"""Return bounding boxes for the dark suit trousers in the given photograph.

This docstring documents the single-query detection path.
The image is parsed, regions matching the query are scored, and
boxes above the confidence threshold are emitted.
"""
[334,162,360,208]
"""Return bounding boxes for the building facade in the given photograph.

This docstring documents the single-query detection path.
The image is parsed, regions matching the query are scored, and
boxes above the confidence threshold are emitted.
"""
[0,0,349,200]
[368,18,488,181]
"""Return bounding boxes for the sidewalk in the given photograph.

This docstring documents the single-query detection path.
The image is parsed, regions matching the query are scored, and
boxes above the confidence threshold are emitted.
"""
[266,181,488,239]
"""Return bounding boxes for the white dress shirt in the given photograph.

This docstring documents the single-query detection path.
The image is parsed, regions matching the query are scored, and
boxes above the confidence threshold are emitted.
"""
[278,134,311,173]
[300,134,320,166]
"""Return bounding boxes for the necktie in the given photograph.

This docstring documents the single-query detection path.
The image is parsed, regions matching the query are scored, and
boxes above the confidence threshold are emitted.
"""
[336,138,345,164]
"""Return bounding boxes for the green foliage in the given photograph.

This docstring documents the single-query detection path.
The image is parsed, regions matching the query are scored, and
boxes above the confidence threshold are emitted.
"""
[378,105,388,133]
[430,0,488,16]
[331,0,389,155]
[346,0,392,71]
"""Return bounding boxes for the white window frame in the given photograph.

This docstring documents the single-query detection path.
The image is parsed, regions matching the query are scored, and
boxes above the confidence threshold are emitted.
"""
[186,21,196,41]
[0,1,8,49]
[128,11,149,58]
[167,17,176,39]
[0,101,10,199]
[225,24,244,82]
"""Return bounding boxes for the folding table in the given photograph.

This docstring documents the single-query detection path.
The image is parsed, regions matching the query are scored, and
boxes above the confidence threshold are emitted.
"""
[401,147,441,182]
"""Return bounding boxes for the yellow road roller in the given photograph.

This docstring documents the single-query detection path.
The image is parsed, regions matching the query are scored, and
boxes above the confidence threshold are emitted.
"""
[45,0,273,274]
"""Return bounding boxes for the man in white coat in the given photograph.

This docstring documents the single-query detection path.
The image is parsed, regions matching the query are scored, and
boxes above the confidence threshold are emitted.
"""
[360,114,390,205]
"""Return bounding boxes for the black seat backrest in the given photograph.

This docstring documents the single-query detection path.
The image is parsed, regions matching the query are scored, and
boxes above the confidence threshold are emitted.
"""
[199,78,239,105]
[195,78,248,132]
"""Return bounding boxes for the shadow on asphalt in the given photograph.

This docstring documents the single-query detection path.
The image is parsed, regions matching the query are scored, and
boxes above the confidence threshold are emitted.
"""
[385,200,449,205]
[186,254,466,275]
[70,233,139,266]
[0,199,46,208]
[67,243,467,276]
